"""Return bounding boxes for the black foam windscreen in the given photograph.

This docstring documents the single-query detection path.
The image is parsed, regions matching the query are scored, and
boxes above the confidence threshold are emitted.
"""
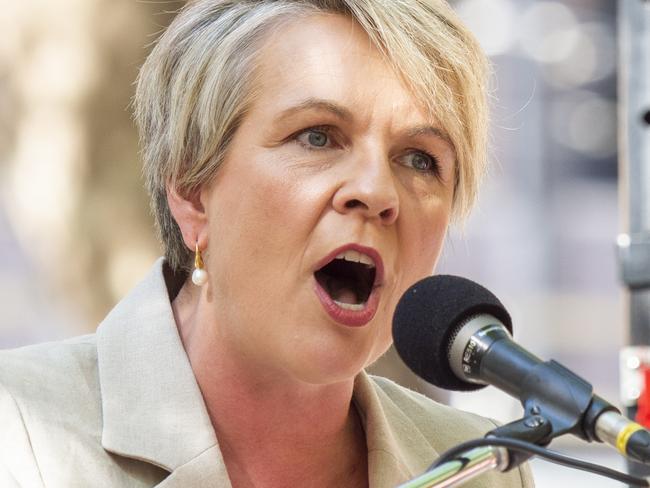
[392,275,513,391]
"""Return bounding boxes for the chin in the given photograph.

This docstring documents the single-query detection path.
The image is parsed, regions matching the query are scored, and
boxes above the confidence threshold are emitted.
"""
[289,336,392,386]
[288,348,370,386]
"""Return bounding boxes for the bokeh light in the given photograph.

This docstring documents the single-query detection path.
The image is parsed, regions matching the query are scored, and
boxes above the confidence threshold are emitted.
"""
[542,21,617,88]
[549,90,617,158]
[455,0,517,56]
[518,2,579,64]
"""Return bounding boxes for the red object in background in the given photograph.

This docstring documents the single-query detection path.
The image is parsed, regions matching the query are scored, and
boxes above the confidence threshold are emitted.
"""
[636,367,650,428]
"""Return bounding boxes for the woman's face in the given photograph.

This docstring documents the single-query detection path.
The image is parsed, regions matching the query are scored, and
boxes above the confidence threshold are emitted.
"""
[201,14,456,385]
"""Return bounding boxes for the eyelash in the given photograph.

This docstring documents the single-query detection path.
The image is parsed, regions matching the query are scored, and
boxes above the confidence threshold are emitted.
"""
[292,127,441,177]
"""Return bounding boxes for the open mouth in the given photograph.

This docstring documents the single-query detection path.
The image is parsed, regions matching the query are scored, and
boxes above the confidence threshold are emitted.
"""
[314,250,376,311]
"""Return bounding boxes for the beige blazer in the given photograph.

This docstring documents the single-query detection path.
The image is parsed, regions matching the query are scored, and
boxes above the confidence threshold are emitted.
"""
[0,259,533,487]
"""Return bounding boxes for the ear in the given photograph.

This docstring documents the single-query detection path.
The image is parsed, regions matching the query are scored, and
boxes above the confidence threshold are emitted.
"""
[166,183,209,250]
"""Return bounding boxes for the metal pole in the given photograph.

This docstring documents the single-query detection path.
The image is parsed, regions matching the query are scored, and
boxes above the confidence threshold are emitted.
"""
[396,446,509,488]
[617,0,650,482]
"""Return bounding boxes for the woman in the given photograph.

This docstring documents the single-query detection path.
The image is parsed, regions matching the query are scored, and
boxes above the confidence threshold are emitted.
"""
[0,1,533,487]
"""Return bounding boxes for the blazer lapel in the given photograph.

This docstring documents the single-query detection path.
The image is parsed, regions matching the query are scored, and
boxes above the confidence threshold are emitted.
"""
[96,258,231,486]
[353,372,439,488]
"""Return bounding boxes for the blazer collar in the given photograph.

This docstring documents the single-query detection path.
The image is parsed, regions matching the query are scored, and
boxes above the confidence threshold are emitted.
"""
[96,258,220,473]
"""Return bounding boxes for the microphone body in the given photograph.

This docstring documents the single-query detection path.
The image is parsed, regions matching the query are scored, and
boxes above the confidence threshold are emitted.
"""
[392,275,650,464]
[453,315,650,463]
[449,315,600,438]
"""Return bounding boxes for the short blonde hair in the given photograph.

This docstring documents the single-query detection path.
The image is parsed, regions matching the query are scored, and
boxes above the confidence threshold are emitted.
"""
[135,0,489,272]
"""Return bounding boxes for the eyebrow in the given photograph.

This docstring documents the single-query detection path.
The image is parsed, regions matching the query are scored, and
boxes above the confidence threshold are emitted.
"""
[405,125,454,147]
[275,98,354,124]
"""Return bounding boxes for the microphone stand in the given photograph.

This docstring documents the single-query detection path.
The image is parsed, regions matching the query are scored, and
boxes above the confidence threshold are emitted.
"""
[396,445,509,488]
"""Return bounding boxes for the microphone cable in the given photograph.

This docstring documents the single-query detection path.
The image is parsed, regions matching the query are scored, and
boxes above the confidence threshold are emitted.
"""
[426,437,650,487]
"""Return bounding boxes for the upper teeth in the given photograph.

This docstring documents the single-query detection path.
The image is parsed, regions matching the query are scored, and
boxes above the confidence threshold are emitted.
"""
[335,250,375,267]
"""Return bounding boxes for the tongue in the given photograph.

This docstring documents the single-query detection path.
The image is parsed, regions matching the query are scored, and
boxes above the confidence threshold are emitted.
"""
[327,277,359,304]
[332,288,358,305]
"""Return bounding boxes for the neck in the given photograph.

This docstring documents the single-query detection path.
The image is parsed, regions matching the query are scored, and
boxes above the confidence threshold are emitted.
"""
[172,281,368,487]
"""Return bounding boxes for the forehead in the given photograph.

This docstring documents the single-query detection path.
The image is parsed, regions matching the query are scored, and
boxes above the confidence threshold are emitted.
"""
[248,13,436,130]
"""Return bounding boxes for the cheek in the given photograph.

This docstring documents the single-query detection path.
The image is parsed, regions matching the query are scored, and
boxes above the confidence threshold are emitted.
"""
[210,159,311,243]
[419,214,449,264]
[205,156,339,299]
[249,176,332,262]
[401,196,451,274]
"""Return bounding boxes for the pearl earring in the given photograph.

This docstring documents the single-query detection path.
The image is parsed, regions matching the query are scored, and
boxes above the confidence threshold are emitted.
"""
[192,242,208,286]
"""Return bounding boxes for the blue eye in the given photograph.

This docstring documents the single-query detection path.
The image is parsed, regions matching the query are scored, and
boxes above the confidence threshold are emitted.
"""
[308,130,328,147]
[297,129,330,148]
[403,151,440,175]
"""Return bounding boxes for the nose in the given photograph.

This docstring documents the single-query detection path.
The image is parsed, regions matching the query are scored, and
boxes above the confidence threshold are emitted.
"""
[332,154,399,225]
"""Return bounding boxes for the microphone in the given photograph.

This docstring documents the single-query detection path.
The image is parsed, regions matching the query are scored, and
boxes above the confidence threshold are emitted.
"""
[392,275,650,464]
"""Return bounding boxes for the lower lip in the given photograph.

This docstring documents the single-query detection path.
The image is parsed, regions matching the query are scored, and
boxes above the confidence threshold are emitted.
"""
[313,278,380,327]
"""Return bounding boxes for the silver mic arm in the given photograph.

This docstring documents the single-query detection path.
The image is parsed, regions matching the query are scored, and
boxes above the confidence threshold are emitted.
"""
[396,445,509,488]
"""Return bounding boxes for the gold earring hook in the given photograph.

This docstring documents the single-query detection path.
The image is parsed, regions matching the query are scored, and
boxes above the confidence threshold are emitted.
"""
[194,242,204,269]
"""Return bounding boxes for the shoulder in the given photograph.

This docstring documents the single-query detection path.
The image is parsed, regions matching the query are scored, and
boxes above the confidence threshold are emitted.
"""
[0,335,99,406]
[0,333,97,368]
[366,375,535,488]
[368,374,498,442]
[0,335,102,440]
[0,336,166,487]
[0,336,102,487]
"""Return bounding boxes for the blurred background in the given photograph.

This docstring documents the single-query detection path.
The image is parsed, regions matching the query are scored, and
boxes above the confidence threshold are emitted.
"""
[0,0,631,485]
